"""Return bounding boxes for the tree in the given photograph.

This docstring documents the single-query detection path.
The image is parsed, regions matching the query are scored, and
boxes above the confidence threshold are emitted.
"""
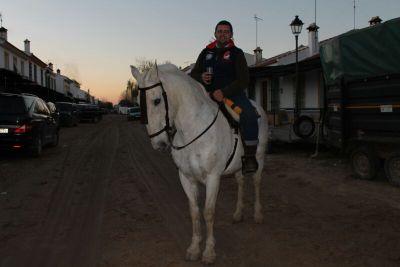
[120,58,173,104]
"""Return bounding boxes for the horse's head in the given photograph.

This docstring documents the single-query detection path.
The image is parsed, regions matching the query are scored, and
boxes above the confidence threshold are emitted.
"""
[130,64,171,152]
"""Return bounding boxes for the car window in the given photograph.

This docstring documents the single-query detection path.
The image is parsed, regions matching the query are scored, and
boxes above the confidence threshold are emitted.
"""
[34,100,50,115]
[0,95,27,114]
[47,102,56,113]
[39,100,51,115]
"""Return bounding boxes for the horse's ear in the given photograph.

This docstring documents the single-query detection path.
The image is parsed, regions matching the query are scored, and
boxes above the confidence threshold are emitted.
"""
[130,65,141,81]
[148,63,158,80]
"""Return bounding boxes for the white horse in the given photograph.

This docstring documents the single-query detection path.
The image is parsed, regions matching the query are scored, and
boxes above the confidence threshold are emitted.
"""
[130,63,268,264]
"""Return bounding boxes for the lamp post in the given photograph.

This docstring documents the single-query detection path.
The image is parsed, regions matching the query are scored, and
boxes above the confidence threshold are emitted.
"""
[290,15,303,118]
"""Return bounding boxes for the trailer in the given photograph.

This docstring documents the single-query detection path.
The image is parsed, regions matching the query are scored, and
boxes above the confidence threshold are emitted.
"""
[320,17,400,186]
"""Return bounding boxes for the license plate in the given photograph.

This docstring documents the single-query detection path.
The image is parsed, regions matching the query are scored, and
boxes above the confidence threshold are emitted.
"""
[0,128,8,134]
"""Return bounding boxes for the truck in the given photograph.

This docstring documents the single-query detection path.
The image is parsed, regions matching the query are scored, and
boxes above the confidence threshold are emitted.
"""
[320,17,400,186]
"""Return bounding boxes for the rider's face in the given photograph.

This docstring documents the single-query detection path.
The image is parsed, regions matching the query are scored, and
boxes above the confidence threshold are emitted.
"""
[214,25,232,45]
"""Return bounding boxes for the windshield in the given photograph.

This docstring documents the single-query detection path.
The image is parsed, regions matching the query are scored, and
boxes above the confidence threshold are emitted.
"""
[130,107,140,112]
[0,95,27,114]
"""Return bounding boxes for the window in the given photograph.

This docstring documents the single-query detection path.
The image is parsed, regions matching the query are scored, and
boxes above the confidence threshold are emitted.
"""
[34,65,37,82]
[4,52,9,69]
[29,62,32,80]
[271,78,280,112]
[13,56,18,72]
[34,99,50,115]
[20,61,25,76]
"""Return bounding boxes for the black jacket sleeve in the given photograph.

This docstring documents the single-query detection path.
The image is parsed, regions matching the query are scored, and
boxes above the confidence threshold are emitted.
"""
[221,49,249,98]
[190,49,206,84]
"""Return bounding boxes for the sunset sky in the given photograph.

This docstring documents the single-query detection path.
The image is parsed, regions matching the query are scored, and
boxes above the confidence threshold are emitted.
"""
[2,0,399,104]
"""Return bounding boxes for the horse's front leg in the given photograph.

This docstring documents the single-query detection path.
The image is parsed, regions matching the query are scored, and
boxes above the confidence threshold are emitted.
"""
[179,171,201,261]
[233,171,245,222]
[202,175,220,264]
[253,153,264,223]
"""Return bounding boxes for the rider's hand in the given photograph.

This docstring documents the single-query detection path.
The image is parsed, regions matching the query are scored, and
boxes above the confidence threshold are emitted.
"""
[202,72,212,85]
[212,89,224,102]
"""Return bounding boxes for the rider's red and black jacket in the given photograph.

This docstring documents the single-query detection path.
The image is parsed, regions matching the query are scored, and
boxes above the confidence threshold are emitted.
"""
[190,39,249,98]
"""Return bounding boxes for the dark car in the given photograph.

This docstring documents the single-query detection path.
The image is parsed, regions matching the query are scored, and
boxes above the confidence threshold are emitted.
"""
[55,102,79,127]
[0,93,59,156]
[77,103,102,123]
[127,106,141,121]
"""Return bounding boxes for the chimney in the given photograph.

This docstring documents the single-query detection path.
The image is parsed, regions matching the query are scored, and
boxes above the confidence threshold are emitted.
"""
[307,23,319,57]
[57,69,60,75]
[0,27,7,41]
[48,62,53,71]
[369,16,382,26]
[253,47,263,64]
[24,39,31,54]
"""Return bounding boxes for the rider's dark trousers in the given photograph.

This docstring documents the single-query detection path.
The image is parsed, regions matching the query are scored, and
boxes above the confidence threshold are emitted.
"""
[229,91,259,144]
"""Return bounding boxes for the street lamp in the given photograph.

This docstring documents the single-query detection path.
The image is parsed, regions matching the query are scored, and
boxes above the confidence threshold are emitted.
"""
[290,15,303,118]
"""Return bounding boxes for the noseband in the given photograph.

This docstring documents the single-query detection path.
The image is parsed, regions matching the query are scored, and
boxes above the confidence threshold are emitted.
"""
[138,81,219,150]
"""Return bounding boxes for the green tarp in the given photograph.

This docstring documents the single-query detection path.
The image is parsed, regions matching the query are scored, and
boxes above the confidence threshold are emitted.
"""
[320,17,400,86]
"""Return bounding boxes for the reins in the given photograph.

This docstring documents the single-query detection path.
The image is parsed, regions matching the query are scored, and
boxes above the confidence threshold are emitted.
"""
[138,81,220,150]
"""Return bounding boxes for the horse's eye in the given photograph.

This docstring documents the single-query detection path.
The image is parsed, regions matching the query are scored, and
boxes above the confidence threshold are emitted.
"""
[154,98,161,106]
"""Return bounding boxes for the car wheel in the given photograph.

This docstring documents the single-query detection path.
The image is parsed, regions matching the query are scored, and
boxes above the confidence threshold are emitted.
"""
[350,145,380,180]
[384,153,400,187]
[30,136,43,157]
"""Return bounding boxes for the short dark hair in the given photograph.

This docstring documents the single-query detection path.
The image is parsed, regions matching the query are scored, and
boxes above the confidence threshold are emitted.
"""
[215,20,233,33]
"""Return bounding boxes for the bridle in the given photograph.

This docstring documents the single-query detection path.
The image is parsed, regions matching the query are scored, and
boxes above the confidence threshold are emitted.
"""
[138,81,219,150]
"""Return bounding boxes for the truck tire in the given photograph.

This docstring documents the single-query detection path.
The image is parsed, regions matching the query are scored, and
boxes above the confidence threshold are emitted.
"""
[384,153,400,187]
[350,145,380,180]
[293,116,315,139]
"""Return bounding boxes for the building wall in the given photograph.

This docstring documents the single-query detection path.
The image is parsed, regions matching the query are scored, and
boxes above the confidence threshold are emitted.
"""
[0,46,4,68]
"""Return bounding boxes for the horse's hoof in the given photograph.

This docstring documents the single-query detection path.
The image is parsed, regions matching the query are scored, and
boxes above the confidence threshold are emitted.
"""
[233,212,243,223]
[254,213,263,224]
[185,248,200,261]
[202,250,216,265]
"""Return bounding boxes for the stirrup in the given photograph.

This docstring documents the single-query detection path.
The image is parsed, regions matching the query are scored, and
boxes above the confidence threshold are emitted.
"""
[242,156,258,174]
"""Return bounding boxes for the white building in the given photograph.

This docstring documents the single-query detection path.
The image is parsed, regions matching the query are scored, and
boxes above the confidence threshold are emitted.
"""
[1,25,97,103]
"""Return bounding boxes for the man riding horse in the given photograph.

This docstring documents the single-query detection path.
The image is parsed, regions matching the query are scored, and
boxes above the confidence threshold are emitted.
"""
[190,20,259,174]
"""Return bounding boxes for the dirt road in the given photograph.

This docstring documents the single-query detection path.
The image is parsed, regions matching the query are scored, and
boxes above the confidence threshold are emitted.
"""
[1,115,399,267]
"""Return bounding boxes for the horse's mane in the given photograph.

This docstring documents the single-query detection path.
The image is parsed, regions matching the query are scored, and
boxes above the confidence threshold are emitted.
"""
[157,64,210,101]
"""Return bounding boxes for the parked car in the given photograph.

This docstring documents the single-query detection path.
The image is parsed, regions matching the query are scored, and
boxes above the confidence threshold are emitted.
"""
[0,93,59,156]
[77,103,102,123]
[46,102,60,128]
[127,106,141,121]
[55,102,79,127]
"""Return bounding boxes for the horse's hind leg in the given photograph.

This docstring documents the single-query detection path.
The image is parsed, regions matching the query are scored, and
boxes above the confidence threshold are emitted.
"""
[233,171,245,222]
[253,153,264,223]
[179,172,201,261]
[202,175,220,264]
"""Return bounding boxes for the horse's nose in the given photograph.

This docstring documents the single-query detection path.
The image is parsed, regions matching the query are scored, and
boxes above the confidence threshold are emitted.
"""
[157,141,170,152]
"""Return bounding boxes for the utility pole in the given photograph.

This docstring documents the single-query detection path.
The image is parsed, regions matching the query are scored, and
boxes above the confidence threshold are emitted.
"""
[0,13,3,27]
[253,14,263,48]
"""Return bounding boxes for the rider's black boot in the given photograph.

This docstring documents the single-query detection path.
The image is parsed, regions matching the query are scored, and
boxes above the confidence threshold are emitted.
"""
[242,144,259,174]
